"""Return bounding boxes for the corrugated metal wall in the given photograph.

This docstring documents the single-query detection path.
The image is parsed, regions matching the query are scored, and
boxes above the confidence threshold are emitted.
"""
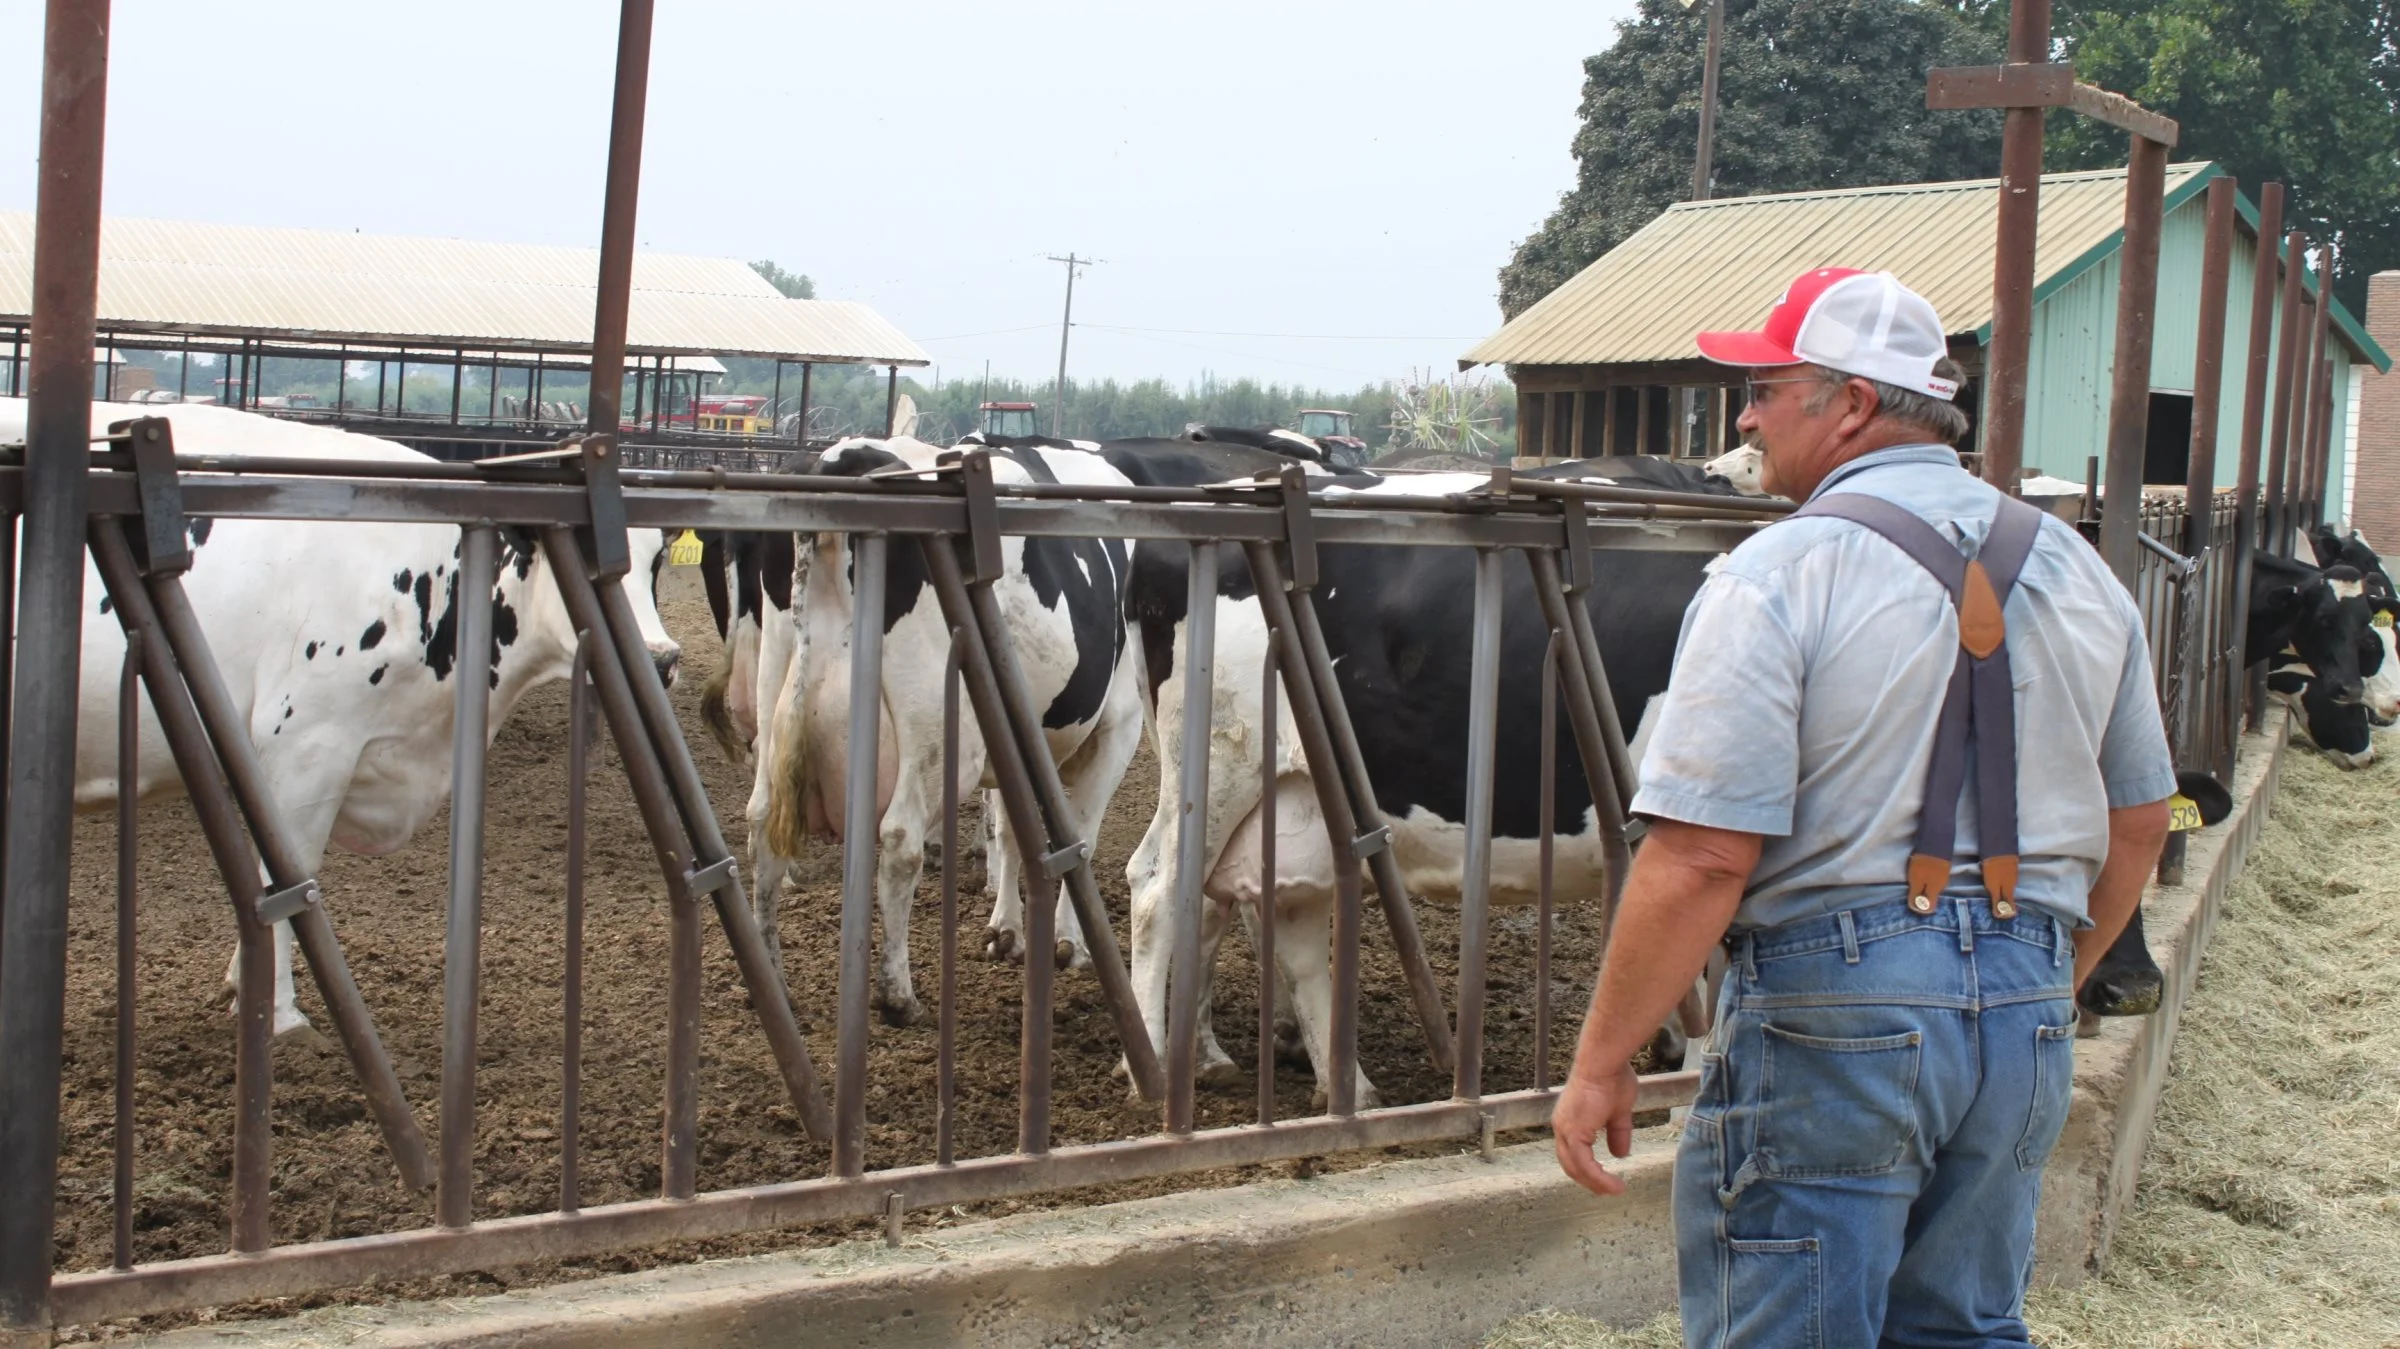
[2017,189,2356,494]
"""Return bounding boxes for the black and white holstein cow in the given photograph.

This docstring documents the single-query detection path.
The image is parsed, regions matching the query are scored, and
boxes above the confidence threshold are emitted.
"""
[751,435,1148,1024]
[1103,444,1737,1107]
[0,399,678,1039]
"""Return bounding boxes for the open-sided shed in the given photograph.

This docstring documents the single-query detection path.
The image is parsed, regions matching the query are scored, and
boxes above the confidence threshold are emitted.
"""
[1464,163,2391,515]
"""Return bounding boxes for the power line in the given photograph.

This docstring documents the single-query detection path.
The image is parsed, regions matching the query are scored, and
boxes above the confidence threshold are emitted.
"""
[1076,322,1487,341]
[916,322,1056,343]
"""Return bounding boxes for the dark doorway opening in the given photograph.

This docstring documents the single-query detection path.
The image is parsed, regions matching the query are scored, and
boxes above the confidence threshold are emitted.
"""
[2143,391,2194,486]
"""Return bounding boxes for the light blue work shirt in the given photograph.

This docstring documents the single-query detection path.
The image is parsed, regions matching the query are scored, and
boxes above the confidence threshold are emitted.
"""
[1630,443,2180,930]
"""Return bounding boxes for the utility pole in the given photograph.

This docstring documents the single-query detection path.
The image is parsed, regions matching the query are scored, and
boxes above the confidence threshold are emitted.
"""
[1047,253,1098,437]
[1683,0,1724,200]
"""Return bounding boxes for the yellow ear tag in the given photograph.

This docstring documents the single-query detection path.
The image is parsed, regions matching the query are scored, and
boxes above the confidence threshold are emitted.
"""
[667,528,705,568]
[2375,609,2393,629]
[2167,794,2205,833]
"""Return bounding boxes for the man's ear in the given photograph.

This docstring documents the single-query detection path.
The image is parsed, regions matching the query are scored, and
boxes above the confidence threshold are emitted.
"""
[1838,377,1882,435]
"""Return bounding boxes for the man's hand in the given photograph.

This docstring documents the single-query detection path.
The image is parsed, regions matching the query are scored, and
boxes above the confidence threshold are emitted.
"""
[1552,1059,1640,1196]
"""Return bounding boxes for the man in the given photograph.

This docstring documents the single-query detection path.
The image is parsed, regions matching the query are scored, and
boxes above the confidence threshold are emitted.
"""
[1552,268,2176,1346]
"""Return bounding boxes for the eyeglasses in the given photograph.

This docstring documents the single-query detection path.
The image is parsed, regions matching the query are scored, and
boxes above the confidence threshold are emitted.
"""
[1742,374,1840,404]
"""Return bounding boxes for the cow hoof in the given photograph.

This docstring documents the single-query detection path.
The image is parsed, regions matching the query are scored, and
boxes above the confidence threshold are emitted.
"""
[1054,940,1079,971]
[1274,1020,1309,1068]
[1309,1083,1383,1112]
[2079,967,2163,1017]
[875,994,927,1028]
[1196,1057,1241,1088]
[985,929,1019,963]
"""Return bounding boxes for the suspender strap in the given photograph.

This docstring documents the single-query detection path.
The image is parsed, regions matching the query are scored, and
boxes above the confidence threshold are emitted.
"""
[1792,490,2046,916]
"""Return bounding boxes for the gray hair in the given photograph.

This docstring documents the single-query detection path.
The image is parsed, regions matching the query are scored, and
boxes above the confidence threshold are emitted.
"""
[1800,357,1972,445]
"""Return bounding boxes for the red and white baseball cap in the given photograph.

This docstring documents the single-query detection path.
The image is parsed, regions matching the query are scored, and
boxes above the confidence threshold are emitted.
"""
[1696,267,1960,400]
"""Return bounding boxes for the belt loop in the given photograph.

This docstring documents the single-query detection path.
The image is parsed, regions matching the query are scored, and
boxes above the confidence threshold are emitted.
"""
[1837,910,1861,965]
[1956,895,1975,953]
[2053,915,2069,968]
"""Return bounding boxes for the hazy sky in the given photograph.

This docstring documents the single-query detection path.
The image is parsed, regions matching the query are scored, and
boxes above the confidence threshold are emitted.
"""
[3,1,1645,390]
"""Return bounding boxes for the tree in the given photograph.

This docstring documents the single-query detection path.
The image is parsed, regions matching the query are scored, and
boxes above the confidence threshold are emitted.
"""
[1498,0,2006,319]
[2046,0,2400,314]
[748,259,816,300]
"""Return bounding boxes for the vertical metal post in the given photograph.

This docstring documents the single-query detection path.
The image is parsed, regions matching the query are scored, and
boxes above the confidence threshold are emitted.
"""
[1979,0,2053,490]
[1690,0,1722,200]
[581,0,652,439]
[2283,292,2316,532]
[437,525,497,1229]
[1255,646,1278,1129]
[2183,178,2236,552]
[560,636,590,1213]
[2,1,110,1334]
[2265,230,2308,556]
[1452,549,1504,1102]
[883,366,898,438]
[389,349,401,418]
[334,345,347,416]
[937,630,963,1169]
[1166,542,1218,1136]
[835,533,887,1179]
[112,636,138,1274]
[771,360,784,434]
[2234,185,2282,727]
[796,363,813,445]
[1535,633,1558,1093]
[176,334,188,402]
[2299,248,2334,527]
[449,350,463,425]
[2100,135,2169,586]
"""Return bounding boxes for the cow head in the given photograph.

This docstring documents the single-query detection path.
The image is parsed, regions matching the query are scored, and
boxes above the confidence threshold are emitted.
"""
[497,526,680,699]
[1701,443,1768,495]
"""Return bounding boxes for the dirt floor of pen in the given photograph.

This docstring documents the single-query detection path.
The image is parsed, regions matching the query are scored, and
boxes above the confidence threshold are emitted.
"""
[1486,732,2400,1349]
[48,562,1645,1339]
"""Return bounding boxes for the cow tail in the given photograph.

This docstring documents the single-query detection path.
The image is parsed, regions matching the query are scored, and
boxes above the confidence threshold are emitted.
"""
[762,667,814,859]
[698,659,749,766]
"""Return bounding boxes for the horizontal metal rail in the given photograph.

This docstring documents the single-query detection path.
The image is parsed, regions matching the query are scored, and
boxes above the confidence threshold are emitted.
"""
[51,1075,1697,1325]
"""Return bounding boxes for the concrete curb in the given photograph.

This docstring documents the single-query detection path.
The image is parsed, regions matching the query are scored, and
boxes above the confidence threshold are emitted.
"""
[136,724,2290,1348]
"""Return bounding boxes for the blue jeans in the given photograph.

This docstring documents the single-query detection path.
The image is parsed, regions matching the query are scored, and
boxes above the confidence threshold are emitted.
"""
[1675,896,2078,1348]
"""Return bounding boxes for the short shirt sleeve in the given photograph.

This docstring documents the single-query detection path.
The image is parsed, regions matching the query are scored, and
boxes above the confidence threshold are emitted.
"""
[2099,612,2180,809]
[1630,570,1805,837]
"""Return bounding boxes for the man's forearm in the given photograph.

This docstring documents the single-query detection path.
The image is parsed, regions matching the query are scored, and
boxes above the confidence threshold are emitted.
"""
[2075,800,2172,990]
[1568,822,1757,1076]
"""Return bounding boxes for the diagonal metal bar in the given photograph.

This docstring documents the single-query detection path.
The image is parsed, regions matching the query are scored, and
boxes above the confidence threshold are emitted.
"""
[92,522,436,1194]
[917,534,1165,1100]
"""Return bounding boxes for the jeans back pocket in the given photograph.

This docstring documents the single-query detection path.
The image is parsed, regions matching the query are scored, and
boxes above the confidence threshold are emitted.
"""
[1757,1023,1922,1179]
[2017,1019,2078,1171]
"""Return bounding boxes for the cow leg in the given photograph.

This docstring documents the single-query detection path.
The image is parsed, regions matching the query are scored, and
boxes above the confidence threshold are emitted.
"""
[984,795,1025,962]
[2079,902,2163,1017]
[1267,890,1379,1111]
[1046,660,1148,974]
[1122,803,1176,1096]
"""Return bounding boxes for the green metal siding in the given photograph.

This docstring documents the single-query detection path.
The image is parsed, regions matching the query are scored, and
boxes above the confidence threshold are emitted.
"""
[2016,189,2351,494]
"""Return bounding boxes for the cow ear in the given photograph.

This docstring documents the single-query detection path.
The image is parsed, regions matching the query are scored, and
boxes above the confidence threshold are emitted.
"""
[2174,772,2234,827]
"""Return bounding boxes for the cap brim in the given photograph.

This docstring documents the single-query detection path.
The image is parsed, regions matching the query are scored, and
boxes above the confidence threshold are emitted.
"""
[1695,330,1803,367]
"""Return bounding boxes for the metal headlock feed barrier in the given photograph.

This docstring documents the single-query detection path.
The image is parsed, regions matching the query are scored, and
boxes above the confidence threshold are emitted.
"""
[0,3,2326,1341]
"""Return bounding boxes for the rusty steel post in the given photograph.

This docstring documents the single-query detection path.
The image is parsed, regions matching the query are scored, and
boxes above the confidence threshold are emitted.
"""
[1523,550,1635,932]
[834,532,887,1179]
[1452,549,1506,1103]
[1536,633,1558,1093]
[2234,185,2284,728]
[1,1,110,1333]
[1255,645,1278,1129]
[2299,248,2334,527]
[937,630,963,1169]
[113,637,139,1274]
[2100,136,2170,587]
[581,0,653,440]
[437,526,498,1229]
[2265,230,2308,556]
[1977,0,2053,490]
[2183,178,2236,554]
[1166,542,1218,1136]
[560,636,592,1213]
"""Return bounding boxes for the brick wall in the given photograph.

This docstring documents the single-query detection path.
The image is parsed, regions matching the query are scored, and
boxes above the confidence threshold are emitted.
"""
[2353,272,2400,547]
